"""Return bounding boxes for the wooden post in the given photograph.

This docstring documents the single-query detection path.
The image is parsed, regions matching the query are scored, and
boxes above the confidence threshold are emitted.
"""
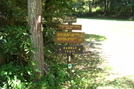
[67,22,73,71]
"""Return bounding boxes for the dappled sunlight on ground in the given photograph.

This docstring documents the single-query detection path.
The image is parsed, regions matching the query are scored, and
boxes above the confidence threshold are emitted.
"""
[76,18,134,76]
[101,34,134,76]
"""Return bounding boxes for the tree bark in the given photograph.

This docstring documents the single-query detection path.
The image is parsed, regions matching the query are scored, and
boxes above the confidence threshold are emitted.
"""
[104,0,108,15]
[132,5,134,16]
[89,1,92,13]
[28,0,44,81]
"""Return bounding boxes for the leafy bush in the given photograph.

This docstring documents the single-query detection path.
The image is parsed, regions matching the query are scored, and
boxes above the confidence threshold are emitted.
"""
[0,26,35,88]
[43,26,57,56]
[0,62,34,89]
[0,0,27,27]
[0,26,32,65]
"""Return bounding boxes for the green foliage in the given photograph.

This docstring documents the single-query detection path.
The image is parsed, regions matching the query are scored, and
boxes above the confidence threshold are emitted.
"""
[43,0,74,21]
[0,0,27,27]
[0,26,32,64]
[72,0,134,19]
[43,26,57,56]
[85,34,107,41]
[99,76,134,89]
[0,26,51,89]
[0,62,34,89]
[0,26,35,88]
[44,53,106,89]
[42,0,75,58]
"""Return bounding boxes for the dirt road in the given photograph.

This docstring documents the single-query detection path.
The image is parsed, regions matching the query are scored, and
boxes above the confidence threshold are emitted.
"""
[75,18,134,76]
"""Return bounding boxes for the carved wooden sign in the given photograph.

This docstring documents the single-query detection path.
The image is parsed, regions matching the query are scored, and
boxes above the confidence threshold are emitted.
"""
[63,16,76,23]
[57,45,83,54]
[56,32,85,43]
[58,24,82,30]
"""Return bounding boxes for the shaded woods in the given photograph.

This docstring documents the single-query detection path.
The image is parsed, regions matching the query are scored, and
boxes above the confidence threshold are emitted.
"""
[0,0,134,89]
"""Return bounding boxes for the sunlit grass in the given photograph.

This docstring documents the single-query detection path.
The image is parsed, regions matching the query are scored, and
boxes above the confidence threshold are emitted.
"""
[85,34,107,41]
[75,18,134,88]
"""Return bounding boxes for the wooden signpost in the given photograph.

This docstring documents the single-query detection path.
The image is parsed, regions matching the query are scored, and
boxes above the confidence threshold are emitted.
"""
[55,16,85,71]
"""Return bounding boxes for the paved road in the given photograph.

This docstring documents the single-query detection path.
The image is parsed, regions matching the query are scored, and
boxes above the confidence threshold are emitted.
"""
[75,18,134,76]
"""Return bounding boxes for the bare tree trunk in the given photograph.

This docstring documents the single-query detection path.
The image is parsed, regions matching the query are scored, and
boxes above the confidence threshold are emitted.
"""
[28,0,44,81]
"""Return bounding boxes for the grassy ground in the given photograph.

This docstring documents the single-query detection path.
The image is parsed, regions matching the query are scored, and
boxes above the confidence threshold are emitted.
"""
[59,32,134,89]
[57,18,134,89]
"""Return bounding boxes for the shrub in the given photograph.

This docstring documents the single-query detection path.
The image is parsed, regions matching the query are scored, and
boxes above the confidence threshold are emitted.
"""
[0,26,35,88]
[0,26,32,65]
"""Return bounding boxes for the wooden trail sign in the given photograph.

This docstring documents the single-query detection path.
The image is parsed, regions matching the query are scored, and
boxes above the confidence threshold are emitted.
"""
[63,16,76,23]
[57,45,83,54]
[58,24,82,30]
[56,32,85,43]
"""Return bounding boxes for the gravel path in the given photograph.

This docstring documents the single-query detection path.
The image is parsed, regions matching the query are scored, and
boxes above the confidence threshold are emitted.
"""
[75,18,134,76]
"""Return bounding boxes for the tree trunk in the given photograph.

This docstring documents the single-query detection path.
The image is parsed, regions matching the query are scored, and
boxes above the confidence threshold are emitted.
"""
[104,0,107,14]
[132,5,134,16]
[89,1,92,13]
[28,0,44,81]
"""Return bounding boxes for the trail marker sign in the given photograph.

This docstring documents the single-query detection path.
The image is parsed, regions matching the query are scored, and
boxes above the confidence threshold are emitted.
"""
[58,24,82,30]
[57,45,83,54]
[63,16,76,23]
[56,32,85,43]
[68,64,72,69]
